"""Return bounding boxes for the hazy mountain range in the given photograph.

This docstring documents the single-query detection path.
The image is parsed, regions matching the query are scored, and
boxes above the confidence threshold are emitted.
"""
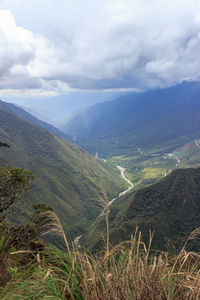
[64,81,200,156]
[5,91,126,127]
[0,99,72,142]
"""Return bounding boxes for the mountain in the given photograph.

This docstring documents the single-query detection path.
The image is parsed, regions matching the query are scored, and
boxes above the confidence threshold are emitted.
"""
[5,91,125,128]
[0,108,127,241]
[0,99,72,142]
[65,81,200,156]
[86,167,200,251]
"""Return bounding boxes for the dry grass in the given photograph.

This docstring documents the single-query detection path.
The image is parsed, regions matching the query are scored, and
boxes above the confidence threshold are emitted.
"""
[76,228,200,300]
[2,202,200,299]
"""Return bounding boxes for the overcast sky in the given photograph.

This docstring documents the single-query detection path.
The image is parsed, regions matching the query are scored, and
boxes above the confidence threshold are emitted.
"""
[0,0,200,97]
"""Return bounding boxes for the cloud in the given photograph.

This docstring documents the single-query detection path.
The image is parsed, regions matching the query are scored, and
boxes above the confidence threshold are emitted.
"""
[0,9,71,95]
[0,0,200,95]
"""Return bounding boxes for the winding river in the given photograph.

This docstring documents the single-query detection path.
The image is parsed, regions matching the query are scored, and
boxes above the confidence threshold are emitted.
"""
[108,166,134,206]
[74,164,134,245]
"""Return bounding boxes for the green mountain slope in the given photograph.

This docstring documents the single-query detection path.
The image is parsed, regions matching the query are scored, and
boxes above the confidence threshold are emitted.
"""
[0,99,72,142]
[65,81,200,156]
[0,109,127,240]
[86,167,200,251]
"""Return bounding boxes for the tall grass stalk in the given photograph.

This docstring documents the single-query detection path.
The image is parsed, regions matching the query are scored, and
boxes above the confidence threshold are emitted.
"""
[2,211,200,299]
[102,190,110,257]
[34,210,71,256]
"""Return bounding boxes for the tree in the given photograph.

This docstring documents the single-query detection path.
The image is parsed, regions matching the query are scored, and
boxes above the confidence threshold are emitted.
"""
[0,142,9,148]
[0,167,33,221]
[0,142,34,221]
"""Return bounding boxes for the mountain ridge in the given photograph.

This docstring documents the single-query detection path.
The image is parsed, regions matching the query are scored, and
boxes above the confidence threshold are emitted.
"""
[85,166,200,251]
[0,99,72,142]
[65,81,200,156]
[0,107,126,240]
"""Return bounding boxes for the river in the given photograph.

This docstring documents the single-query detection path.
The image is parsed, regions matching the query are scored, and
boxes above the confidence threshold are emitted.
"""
[74,164,134,245]
[108,165,134,206]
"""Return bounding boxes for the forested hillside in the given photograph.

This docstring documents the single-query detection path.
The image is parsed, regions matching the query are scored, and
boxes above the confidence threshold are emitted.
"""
[85,167,200,251]
[0,108,126,240]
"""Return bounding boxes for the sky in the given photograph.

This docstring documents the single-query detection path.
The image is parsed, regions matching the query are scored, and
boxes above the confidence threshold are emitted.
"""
[0,0,200,97]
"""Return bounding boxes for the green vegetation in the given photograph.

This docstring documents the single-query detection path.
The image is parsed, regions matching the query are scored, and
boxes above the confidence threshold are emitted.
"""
[0,99,72,142]
[1,139,200,299]
[1,212,200,299]
[85,167,200,252]
[0,108,127,242]
[97,138,200,195]
[108,151,174,189]
[2,87,200,298]
[0,147,44,289]
[0,166,33,221]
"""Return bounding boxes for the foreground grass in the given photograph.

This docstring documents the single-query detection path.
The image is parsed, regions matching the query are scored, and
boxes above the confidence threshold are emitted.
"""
[1,226,200,300]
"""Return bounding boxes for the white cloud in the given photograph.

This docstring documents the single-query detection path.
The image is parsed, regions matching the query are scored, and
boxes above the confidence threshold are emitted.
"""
[0,0,200,96]
[0,88,59,98]
[0,9,71,95]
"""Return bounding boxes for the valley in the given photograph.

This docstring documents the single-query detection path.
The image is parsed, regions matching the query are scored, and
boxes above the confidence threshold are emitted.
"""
[2,82,200,251]
[95,158,134,207]
[74,163,134,246]
[2,2,200,297]
[109,165,134,204]
[81,137,200,251]
[97,138,199,194]
[0,103,128,244]
[2,80,200,252]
